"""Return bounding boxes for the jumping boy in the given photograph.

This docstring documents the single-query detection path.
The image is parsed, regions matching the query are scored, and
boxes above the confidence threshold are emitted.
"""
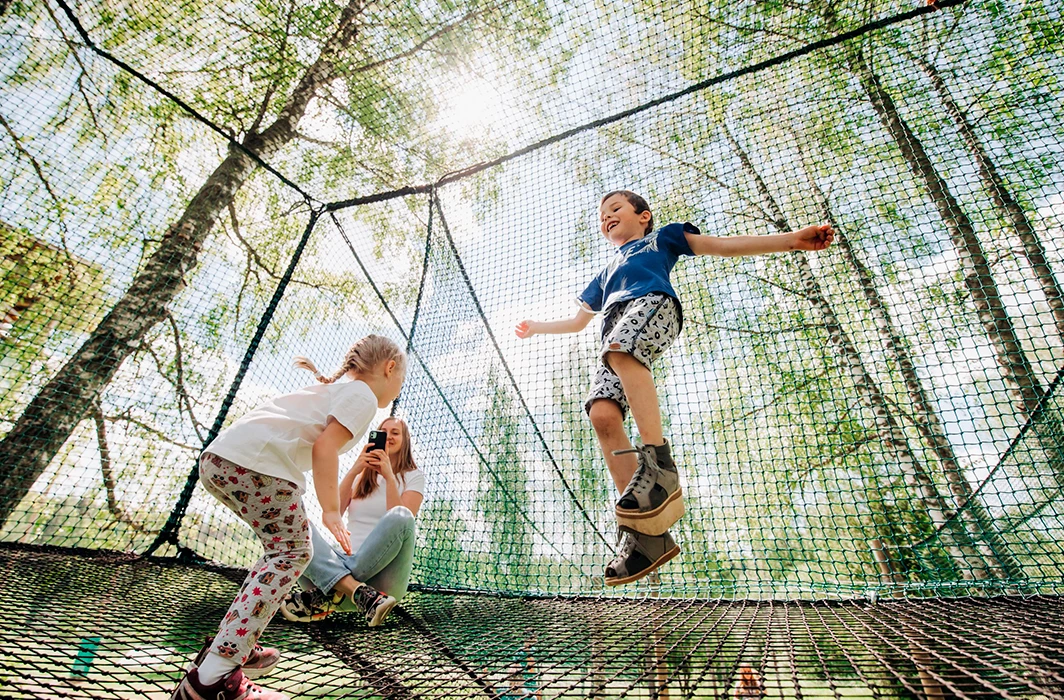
[515,190,833,585]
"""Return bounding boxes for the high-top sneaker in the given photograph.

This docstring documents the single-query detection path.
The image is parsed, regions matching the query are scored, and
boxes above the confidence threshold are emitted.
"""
[351,583,398,627]
[604,526,680,586]
[614,441,684,535]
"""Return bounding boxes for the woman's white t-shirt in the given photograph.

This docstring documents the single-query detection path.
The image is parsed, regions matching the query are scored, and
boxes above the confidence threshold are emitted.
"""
[205,380,378,489]
[346,469,425,553]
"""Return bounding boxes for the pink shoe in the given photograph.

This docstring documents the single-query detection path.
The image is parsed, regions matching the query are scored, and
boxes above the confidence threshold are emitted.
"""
[187,636,280,679]
[171,667,288,700]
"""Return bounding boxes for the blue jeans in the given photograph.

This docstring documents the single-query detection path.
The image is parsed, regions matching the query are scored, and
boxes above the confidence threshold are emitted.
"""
[301,506,416,601]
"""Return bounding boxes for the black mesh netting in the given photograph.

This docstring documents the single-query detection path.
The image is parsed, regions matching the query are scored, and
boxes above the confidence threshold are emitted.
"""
[2,0,1064,695]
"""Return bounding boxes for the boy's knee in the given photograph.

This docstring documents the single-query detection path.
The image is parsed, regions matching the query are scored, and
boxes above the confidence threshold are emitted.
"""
[604,350,643,374]
[588,399,624,433]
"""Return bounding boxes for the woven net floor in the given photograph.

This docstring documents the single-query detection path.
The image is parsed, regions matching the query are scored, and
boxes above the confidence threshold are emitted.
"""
[2,546,1061,699]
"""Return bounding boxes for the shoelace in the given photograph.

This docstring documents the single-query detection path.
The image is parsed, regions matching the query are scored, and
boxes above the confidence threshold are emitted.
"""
[609,530,638,570]
[353,585,377,611]
[614,446,658,499]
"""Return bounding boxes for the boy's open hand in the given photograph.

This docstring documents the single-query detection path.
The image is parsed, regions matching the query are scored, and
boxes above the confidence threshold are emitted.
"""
[515,320,537,339]
[793,224,835,251]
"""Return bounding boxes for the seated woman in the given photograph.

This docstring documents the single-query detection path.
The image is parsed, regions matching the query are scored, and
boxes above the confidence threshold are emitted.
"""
[280,416,423,627]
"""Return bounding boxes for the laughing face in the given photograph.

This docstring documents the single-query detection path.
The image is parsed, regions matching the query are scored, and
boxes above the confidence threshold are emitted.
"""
[599,194,652,247]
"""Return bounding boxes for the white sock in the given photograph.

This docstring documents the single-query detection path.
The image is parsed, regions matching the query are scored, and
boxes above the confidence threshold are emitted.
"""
[197,651,239,686]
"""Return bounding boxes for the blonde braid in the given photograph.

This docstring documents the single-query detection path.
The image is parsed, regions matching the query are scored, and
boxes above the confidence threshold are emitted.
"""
[294,334,406,384]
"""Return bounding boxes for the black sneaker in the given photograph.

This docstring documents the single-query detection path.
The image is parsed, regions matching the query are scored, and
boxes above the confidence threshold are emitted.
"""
[351,583,398,627]
[604,526,680,586]
[614,441,684,535]
[278,588,341,623]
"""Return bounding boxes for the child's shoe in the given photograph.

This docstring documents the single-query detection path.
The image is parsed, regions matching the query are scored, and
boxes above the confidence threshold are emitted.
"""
[187,636,280,679]
[614,441,684,535]
[278,588,342,622]
[604,526,680,586]
[171,667,289,700]
[351,582,398,627]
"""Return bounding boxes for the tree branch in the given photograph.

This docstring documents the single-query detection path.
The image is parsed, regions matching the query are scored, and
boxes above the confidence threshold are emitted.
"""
[345,6,492,76]
[0,111,78,287]
[105,409,201,451]
[92,401,149,532]
[248,0,298,135]
[40,0,102,135]
[164,310,206,443]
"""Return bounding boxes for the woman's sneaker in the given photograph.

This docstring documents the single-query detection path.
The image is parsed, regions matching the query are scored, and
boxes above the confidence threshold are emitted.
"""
[171,667,288,700]
[278,588,342,623]
[187,636,280,680]
[604,526,680,586]
[614,441,684,536]
[352,583,398,627]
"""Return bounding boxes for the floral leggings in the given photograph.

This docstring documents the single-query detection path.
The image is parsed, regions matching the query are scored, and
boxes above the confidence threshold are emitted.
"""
[200,453,312,665]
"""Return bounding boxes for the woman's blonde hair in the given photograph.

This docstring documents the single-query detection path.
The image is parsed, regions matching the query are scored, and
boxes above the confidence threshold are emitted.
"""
[294,334,406,384]
[353,417,417,500]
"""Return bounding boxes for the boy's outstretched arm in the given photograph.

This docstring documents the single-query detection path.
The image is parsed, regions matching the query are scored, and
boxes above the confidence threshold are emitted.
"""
[686,224,834,257]
[515,308,595,339]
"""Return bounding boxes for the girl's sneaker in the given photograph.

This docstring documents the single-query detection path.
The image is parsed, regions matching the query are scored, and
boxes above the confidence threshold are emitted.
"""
[278,588,342,622]
[171,667,288,700]
[604,525,680,586]
[187,636,280,680]
[614,441,684,535]
[352,583,398,627]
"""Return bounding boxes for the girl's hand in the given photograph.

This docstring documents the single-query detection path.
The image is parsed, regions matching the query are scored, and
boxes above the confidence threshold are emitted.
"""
[368,449,395,482]
[322,510,351,555]
[515,320,537,339]
[792,224,835,251]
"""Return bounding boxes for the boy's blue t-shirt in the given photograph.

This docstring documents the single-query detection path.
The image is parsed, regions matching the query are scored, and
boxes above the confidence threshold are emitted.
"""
[578,222,699,315]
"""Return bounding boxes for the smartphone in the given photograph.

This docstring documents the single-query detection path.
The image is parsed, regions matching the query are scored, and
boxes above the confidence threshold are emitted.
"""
[367,430,387,452]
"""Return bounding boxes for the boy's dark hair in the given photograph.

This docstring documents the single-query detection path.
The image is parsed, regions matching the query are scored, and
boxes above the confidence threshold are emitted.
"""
[601,190,654,234]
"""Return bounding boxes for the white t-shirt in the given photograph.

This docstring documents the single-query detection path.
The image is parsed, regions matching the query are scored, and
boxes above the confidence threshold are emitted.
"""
[346,469,425,553]
[205,380,378,489]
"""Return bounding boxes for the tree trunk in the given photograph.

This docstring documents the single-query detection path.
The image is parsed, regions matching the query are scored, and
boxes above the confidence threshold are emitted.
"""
[915,54,1064,343]
[795,145,1019,580]
[849,49,1064,485]
[722,127,985,579]
[0,1,366,525]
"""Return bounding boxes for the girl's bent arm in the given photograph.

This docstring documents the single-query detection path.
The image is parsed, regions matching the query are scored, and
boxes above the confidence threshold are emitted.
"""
[400,491,424,517]
[516,309,595,338]
[312,420,355,553]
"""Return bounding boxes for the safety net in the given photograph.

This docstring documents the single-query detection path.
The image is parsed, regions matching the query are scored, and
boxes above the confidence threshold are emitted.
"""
[2,0,1064,695]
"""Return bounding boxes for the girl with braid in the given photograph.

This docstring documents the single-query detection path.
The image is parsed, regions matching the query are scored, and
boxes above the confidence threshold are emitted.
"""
[172,334,406,700]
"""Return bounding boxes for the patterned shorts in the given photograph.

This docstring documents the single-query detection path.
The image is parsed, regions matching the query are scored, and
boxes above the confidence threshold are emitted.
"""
[584,293,681,417]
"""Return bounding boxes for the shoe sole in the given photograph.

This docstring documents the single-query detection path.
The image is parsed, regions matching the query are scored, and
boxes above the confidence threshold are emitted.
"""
[185,658,278,681]
[615,490,684,536]
[367,596,398,628]
[605,544,681,586]
[279,604,330,623]
[243,659,279,680]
